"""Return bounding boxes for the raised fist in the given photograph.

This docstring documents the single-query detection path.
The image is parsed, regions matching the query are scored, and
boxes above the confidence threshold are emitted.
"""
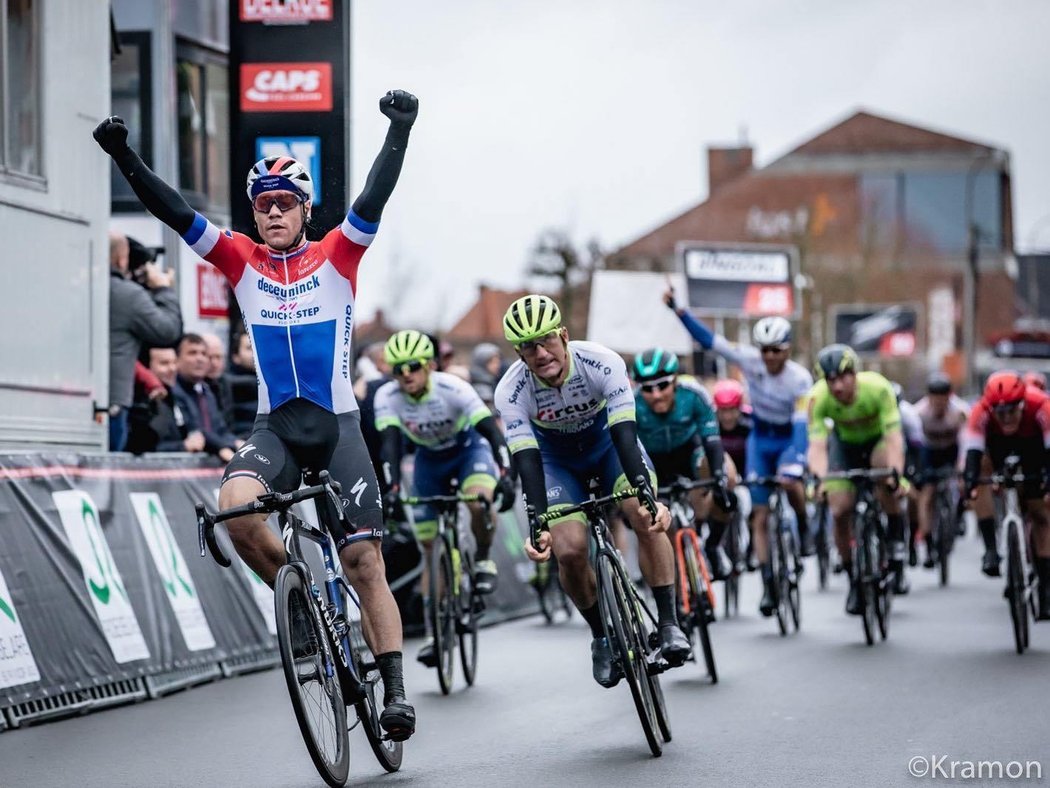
[92,115,130,156]
[379,90,418,129]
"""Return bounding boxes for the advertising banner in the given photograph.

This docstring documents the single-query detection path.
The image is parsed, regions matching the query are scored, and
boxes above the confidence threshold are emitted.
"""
[229,0,348,240]
[677,241,799,318]
[831,304,920,357]
[52,490,151,664]
[0,567,40,690]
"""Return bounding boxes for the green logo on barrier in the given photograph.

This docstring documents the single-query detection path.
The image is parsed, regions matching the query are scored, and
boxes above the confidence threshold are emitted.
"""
[147,499,193,598]
[82,496,129,605]
[0,593,15,623]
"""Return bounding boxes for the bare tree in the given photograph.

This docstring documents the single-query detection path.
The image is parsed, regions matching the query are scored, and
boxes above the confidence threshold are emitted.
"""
[527,229,603,331]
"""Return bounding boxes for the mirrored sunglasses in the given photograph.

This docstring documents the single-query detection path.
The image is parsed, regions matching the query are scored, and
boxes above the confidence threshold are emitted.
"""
[640,378,674,393]
[252,192,304,213]
[394,360,426,377]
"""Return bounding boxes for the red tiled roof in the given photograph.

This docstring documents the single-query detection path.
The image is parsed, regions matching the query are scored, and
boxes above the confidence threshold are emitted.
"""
[781,110,994,158]
[446,284,535,341]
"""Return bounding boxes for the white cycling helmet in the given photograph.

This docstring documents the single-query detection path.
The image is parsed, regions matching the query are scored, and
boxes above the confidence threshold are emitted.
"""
[246,156,314,202]
[752,316,792,346]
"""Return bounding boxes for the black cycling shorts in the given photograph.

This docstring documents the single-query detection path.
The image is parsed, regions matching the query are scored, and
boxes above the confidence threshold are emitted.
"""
[649,442,702,488]
[222,399,384,550]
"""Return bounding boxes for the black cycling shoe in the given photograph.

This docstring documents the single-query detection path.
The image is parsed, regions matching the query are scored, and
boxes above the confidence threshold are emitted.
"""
[759,583,776,618]
[379,697,416,742]
[706,546,731,581]
[591,636,621,688]
[982,551,1002,578]
[416,639,437,668]
[908,540,918,567]
[892,568,910,595]
[474,559,498,595]
[846,583,863,616]
[923,548,937,569]
[658,624,691,667]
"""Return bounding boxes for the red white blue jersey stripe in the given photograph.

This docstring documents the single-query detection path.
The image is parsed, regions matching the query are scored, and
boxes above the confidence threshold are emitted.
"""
[182,209,378,415]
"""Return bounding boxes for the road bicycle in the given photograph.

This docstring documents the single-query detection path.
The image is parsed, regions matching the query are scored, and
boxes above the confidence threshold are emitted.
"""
[530,477,672,757]
[196,472,402,786]
[658,477,718,683]
[748,475,803,635]
[722,498,748,617]
[821,468,899,646]
[925,467,962,587]
[403,485,487,694]
[813,491,834,591]
[531,556,573,624]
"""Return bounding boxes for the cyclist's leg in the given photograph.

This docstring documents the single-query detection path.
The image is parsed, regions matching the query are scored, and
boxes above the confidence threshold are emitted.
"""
[695,448,732,578]
[1024,496,1050,617]
[774,440,810,553]
[542,461,593,611]
[457,438,499,561]
[219,426,302,586]
[409,449,450,654]
[978,442,1009,575]
[868,437,909,592]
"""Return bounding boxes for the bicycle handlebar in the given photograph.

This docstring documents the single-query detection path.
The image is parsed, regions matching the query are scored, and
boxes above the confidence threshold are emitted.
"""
[403,492,490,512]
[196,471,343,567]
[656,477,716,498]
[526,475,655,551]
[817,467,900,489]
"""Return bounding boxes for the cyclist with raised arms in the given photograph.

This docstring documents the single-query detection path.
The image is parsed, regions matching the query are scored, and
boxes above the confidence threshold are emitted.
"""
[494,295,688,687]
[374,330,516,665]
[962,371,1050,615]
[807,344,910,614]
[631,348,738,578]
[664,291,812,617]
[913,373,969,568]
[93,90,419,740]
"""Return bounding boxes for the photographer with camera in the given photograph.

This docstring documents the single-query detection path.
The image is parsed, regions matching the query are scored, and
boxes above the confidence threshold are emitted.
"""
[108,230,183,451]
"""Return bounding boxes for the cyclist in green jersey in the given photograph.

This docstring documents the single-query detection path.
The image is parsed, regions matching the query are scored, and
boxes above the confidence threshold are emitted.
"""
[806,345,911,614]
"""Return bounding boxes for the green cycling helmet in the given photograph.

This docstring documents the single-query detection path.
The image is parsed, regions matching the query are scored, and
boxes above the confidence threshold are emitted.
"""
[503,294,562,345]
[633,347,679,381]
[814,343,859,380]
[384,329,434,367]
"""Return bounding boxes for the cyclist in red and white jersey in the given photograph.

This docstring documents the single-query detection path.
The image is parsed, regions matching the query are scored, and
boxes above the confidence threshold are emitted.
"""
[93,90,419,739]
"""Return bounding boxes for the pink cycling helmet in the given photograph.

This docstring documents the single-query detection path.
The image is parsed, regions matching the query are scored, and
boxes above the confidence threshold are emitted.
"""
[712,379,745,409]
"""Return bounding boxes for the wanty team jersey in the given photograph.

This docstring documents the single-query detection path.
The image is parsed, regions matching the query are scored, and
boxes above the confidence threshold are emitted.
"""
[183,209,378,415]
[374,371,492,453]
[494,341,635,455]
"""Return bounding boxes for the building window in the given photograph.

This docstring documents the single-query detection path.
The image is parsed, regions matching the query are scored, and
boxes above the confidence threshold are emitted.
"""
[111,32,152,211]
[1,0,42,179]
[176,43,229,213]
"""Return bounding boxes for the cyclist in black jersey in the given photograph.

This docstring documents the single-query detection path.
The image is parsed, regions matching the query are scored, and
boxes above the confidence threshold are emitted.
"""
[94,90,419,740]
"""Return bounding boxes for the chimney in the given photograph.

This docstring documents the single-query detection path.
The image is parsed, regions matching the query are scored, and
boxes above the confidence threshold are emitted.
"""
[707,146,753,195]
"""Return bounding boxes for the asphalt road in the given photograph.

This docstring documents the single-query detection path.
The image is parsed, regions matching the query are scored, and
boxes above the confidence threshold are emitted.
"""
[2,533,1049,788]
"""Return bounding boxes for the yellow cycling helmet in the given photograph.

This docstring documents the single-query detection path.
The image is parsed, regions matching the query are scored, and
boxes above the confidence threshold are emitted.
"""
[503,294,562,345]
[384,330,434,367]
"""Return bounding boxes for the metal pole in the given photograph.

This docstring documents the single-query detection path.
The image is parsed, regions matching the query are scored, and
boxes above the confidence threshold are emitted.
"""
[963,152,995,395]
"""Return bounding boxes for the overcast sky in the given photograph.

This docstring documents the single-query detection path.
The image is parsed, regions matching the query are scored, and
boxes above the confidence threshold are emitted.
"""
[346,0,1050,331]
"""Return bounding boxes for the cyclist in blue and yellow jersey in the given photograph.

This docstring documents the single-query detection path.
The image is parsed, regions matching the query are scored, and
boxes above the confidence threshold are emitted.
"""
[494,295,689,688]
[94,91,419,740]
[632,348,738,578]
[807,344,911,613]
[375,330,516,666]
[663,291,812,617]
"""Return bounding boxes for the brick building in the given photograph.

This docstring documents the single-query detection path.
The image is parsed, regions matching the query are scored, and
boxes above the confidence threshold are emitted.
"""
[607,110,1016,393]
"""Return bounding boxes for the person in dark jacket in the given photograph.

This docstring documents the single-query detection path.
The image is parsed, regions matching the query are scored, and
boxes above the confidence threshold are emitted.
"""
[126,347,206,454]
[108,231,182,450]
[202,333,235,428]
[173,333,242,461]
[227,331,258,439]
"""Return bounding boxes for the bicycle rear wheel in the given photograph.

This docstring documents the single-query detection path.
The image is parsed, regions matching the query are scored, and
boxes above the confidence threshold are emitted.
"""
[770,512,789,636]
[874,524,891,641]
[815,503,831,591]
[458,550,480,687]
[1006,523,1029,654]
[784,529,802,631]
[274,564,350,788]
[855,521,876,647]
[936,493,955,588]
[723,512,742,617]
[598,555,662,757]
[429,535,457,694]
[684,543,717,683]
[349,622,403,773]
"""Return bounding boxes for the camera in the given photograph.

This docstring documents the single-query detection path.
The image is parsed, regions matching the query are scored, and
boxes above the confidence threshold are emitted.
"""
[127,235,166,286]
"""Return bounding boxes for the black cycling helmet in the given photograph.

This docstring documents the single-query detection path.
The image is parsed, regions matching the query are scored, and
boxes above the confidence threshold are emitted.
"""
[814,344,859,380]
[633,347,680,381]
[926,372,952,395]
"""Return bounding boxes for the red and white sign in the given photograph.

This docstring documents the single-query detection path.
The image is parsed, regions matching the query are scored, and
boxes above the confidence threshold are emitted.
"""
[198,264,229,319]
[879,331,917,357]
[240,62,332,112]
[742,284,794,317]
[240,0,333,23]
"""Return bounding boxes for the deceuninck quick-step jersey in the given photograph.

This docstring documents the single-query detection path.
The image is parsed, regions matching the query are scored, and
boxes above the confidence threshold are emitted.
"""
[183,209,377,415]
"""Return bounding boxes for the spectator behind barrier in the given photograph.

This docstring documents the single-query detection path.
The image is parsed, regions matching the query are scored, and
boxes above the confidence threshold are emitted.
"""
[227,332,258,439]
[108,231,182,451]
[126,347,206,454]
[469,342,503,409]
[173,333,243,462]
[201,333,235,429]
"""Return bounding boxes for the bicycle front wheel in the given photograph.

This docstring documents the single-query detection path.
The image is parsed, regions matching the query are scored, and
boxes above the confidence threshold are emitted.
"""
[598,555,662,757]
[458,550,480,686]
[769,513,789,636]
[1006,523,1029,654]
[684,543,717,683]
[936,492,955,587]
[855,520,876,647]
[274,564,350,788]
[429,535,457,694]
